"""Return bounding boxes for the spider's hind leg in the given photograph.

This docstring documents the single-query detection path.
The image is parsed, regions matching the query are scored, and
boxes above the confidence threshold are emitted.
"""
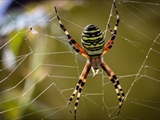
[67,63,91,120]
[100,61,125,116]
[67,79,82,106]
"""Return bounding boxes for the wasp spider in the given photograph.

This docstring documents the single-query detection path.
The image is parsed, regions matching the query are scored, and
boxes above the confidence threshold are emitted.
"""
[54,0,124,119]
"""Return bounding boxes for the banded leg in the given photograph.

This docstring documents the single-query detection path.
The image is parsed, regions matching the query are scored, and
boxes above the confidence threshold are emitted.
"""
[108,24,113,34]
[102,1,120,56]
[54,7,88,59]
[100,61,125,116]
[67,63,91,120]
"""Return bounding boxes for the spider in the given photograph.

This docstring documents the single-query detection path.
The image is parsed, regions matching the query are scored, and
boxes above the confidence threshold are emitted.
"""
[54,0,125,119]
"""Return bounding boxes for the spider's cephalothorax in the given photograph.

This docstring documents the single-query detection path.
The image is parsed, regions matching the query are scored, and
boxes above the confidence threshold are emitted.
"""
[81,24,104,56]
[55,1,125,120]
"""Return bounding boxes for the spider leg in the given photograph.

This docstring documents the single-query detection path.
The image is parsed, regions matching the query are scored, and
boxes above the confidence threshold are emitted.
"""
[67,62,91,120]
[54,7,88,59]
[100,61,125,116]
[102,1,120,56]
[107,24,113,34]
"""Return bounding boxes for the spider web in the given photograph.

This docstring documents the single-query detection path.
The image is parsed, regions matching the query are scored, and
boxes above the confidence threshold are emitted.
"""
[0,0,160,119]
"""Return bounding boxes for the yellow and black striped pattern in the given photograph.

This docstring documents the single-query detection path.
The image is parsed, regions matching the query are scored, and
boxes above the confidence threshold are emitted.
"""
[81,24,104,56]
[54,0,124,119]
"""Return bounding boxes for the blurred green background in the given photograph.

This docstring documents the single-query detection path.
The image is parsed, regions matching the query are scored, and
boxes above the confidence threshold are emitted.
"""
[0,0,160,119]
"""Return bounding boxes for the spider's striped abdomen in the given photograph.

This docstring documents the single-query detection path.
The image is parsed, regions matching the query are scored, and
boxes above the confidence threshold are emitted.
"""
[81,24,104,56]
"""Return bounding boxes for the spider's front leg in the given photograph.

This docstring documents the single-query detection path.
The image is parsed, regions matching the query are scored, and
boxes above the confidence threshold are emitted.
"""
[102,0,120,56]
[100,61,125,116]
[67,63,91,120]
[54,6,88,59]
